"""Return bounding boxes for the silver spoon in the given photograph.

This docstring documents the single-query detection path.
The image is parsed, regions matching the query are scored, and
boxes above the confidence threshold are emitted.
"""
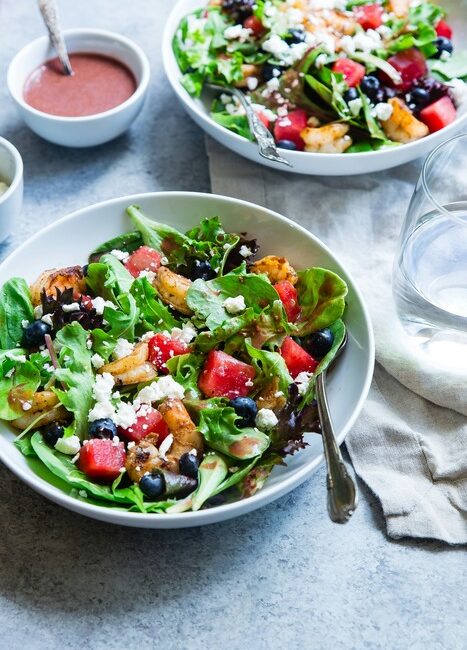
[315,332,358,523]
[38,0,73,76]
[207,84,292,168]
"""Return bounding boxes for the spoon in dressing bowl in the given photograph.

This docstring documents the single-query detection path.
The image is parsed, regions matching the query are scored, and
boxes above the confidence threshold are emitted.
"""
[315,332,359,523]
[38,0,73,75]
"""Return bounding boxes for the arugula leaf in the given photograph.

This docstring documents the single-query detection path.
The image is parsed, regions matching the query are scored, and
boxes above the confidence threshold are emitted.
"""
[184,216,240,275]
[88,230,144,263]
[86,256,134,303]
[130,276,181,332]
[165,352,205,397]
[431,52,467,80]
[199,406,270,460]
[245,341,292,395]
[211,108,253,140]
[0,278,34,350]
[358,90,388,140]
[14,434,37,456]
[212,457,259,496]
[293,267,347,336]
[186,269,281,330]
[53,323,94,439]
[127,205,189,265]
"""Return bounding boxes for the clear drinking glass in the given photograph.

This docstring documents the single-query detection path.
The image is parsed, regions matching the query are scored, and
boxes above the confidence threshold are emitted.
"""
[393,133,467,369]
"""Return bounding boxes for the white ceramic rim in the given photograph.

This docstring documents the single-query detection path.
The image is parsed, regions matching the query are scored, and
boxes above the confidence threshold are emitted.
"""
[7,28,151,123]
[0,136,24,205]
[161,0,467,163]
[0,191,375,526]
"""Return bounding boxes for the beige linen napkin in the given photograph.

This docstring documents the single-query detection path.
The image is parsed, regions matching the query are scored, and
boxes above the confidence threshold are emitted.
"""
[206,136,467,544]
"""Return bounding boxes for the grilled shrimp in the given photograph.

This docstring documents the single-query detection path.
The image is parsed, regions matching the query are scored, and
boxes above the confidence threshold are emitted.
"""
[99,342,157,386]
[234,64,261,88]
[9,388,69,430]
[158,398,204,473]
[381,98,429,144]
[388,0,411,17]
[153,266,193,315]
[300,123,352,153]
[250,255,298,286]
[255,377,287,414]
[125,433,160,482]
[30,266,86,306]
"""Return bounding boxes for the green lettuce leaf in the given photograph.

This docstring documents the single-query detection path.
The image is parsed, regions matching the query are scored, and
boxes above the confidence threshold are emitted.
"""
[293,267,347,336]
[245,340,292,395]
[0,278,34,350]
[130,276,181,332]
[86,255,134,303]
[53,323,94,439]
[88,230,144,263]
[199,406,270,460]
[0,358,41,420]
[431,52,467,80]
[165,352,205,397]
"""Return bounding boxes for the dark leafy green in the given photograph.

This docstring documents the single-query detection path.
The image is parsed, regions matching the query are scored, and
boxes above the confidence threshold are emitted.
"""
[293,267,347,336]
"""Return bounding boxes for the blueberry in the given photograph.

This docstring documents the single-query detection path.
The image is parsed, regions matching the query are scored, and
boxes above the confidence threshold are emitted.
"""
[374,88,387,104]
[276,139,297,150]
[408,87,430,109]
[303,329,334,360]
[360,75,380,100]
[229,397,258,428]
[285,29,306,45]
[433,36,453,59]
[262,63,286,82]
[190,260,216,281]
[43,423,64,447]
[88,418,117,439]
[22,320,52,348]
[343,87,358,102]
[179,452,199,479]
[139,472,166,499]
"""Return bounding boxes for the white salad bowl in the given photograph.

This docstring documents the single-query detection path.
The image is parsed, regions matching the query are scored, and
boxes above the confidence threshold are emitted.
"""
[7,29,150,148]
[162,0,467,175]
[0,192,374,528]
[0,137,23,243]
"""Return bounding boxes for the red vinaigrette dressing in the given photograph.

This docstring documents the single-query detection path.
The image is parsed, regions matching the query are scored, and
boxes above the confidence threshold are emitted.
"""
[23,53,137,117]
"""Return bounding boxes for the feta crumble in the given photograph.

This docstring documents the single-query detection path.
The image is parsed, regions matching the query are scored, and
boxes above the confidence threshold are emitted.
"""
[158,433,174,460]
[169,322,197,344]
[255,408,278,430]
[223,295,246,314]
[239,245,253,258]
[110,249,130,262]
[448,78,466,107]
[55,435,81,455]
[224,25,252,42]
[91,297,116,315]
[41,314,54,328]
[348,97,363,116]
[91,353,105,369]
[138,269,157,282]
[295,371,314,396]
[21,319,29,328]
[246,76,258,91]
[34,305,43,319]
[113,338,135,359]
[372,102,393,121]
[136,376,185,405]
[62,302,80,313]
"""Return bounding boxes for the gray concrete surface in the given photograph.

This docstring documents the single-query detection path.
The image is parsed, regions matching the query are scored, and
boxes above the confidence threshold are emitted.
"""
[0,2,465,649]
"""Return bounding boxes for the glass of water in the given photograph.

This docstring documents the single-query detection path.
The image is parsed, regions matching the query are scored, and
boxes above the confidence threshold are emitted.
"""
[393,133,467,369]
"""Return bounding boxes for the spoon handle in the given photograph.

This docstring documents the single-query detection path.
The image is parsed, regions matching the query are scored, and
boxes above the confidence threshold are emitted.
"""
[38,0,73,75]
[229,88,292,167]
[316,371,358,523]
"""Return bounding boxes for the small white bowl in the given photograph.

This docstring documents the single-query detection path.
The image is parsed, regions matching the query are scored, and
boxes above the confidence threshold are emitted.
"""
[0,137,23,243]
[7,29,150,148]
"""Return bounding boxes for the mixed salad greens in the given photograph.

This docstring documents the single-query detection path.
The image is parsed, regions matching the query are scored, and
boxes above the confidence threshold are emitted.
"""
[173,0,466,153]
[0,206,348,513]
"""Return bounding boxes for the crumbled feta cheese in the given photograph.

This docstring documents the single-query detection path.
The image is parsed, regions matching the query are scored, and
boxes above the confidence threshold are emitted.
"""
[110,249,130,262]
[62,302,80,313]
[140,330,156,342]
[93,372,114,402]
[239,245,252,258]
[353,29,382,53]
[170,322,197,344]
[22,401,32,411]
[274,390,284,398]
[86,338,93,350]
[440,50,451,62]
[339,35,355,56]
[43,363,55,373]
[314,53,328,69]
[112,338,135,359]
[138,269,156,283]
[158,433,174,460]
[262,34,290,58]
[91,297,116,315]
[251,104,276,122]
[136,376,185,405]
[267,77,280,92]
[224,24,252,42]
[448,78,466,106]
[376,25,393,39]
[55,435,81,455]
[34,305,43,319]
[41,314,53,328]
[348,97,363,116]
[78,490,88,498]
[295,371,314,395]
[4,368,14,378]
[255,408,278,430]
[223,295,246,314]
[225,101,246,116]
[127,441,136,449]
[21,319,29,328]
[246,76,258,91]
[91,353,105,369]
[6,351,27,363]
[373,102,393,121]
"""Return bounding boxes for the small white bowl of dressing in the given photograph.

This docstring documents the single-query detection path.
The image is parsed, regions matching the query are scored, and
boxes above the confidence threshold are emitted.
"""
[7,29,150,148]
[0,137,23,243]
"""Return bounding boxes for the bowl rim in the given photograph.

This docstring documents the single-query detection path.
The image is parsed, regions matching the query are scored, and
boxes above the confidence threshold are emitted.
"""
[0,136,23,205]
[162,0,467,162]
[0,191,375,527]
[7,28,151,123]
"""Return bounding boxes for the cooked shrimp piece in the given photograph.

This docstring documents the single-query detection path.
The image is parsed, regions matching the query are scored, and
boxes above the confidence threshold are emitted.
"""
[125,433,160,482]
[9,388,69,430]
[153,266,193,316]
[381,98,429,144]
[301,123,352,153]
[30,266,86,306]
[388,0,411,17]
[158,398,204,473]
[99,342,157,386]
[255,377,287,414]
[250,255,298,286]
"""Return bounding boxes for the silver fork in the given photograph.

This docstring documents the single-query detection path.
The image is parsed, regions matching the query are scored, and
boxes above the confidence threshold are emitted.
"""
[207,84,292,168]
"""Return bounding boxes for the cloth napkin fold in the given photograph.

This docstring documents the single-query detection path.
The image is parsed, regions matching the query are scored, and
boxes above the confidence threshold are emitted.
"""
[206,136,467,544]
